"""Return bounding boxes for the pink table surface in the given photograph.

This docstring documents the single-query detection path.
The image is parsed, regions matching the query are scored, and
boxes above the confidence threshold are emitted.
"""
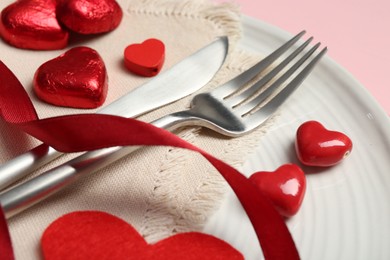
[225,0,390,115]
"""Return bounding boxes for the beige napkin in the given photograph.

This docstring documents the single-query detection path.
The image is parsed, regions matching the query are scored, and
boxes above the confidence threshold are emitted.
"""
[0,0,267,258]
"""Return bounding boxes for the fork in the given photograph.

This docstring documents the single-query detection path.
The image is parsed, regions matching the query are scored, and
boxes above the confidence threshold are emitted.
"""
[0,31,327,218]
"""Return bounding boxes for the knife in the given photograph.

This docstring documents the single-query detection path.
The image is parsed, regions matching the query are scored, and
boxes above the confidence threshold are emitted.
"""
[0,37,228,191]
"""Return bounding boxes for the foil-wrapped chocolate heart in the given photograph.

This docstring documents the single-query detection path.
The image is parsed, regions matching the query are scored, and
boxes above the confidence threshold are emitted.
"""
[57,0,123,34]
[0,0,69,50]
[33,46,108,109]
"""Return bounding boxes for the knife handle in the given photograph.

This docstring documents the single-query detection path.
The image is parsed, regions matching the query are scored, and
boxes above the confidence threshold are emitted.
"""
[0,144,62,190]
[0,145,139,218]
[0,113,192,218]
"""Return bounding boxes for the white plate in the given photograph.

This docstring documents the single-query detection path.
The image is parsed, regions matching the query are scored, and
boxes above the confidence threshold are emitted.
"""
[204,16,390,259]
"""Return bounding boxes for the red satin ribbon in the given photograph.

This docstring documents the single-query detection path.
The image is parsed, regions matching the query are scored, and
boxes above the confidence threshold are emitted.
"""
[0,61,300,260]
[0,206,14,260]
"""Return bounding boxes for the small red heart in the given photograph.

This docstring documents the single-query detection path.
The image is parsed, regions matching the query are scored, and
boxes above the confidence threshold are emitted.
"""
[41,211,243,259]
[295,120,353,167]
[124,38,165,77]
[0,0,69,50]
[249,164,306,218]
[57,0,123,34]
[33,46,108,109]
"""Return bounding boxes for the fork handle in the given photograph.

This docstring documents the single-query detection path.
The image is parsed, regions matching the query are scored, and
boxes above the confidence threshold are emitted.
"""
[0,144,62,190]
[0,112,194,218]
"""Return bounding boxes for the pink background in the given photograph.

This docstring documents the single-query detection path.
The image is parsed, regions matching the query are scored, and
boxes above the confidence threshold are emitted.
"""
[220,0,390,114]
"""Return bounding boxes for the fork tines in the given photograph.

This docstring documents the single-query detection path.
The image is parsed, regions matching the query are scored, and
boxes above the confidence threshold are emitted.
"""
[226,31,327,120]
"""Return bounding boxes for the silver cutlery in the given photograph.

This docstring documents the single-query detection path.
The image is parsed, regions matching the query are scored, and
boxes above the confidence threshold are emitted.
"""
[0,37,228,190]
[0,31,327,218]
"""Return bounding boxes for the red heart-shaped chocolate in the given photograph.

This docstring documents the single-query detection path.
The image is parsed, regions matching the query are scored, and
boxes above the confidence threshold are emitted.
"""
[33,46,108,109]
[295,120,353,167]
[249,164,306,218]
[57,0,123,34]
[0,0,69,50]
[124,38,165,77]
[41,211,243,259]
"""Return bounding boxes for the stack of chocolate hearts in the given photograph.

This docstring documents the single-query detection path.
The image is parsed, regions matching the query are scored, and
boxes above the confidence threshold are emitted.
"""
[0,0,123,50]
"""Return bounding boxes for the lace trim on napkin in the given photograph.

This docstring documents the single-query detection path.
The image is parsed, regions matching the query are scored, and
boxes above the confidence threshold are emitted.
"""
[126,0,241,38]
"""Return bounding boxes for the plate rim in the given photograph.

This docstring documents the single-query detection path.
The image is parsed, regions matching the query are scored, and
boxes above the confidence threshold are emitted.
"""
[204,14,390,260]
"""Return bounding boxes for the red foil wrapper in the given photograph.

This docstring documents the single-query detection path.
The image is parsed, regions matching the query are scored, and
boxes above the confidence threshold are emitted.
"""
[0,0,69,50]
[57,0,123,34]
[33,46,108,109]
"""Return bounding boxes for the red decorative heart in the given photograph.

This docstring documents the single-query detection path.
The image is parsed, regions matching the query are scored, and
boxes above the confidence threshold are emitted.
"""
[295,120,353,167]
[249,164,306,218]
[33,46,108,109]
[0,0,69,50]
[124,38,165,77]
[41,211,243,259]
[57,0,123,34]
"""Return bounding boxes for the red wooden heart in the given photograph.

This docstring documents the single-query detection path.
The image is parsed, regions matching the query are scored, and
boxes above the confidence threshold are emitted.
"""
[57,0,123,34]
[295,120,353,167]
[0,0,69,50]
[249,164,306,218]
[33,46,108,109]
[124,38,165,77]
[41,211,243,259]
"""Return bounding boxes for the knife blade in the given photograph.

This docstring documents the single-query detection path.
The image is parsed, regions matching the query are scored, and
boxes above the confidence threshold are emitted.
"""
[0,37,228,190]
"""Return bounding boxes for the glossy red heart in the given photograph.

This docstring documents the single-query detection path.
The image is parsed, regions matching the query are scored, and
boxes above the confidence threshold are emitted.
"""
[33,46,108,109]
[295,120,353,167]
[57,0,123,34]
[0,0,69,50]
[124,38,165,77]
[249,164,306,218]
[41,211,243,259]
